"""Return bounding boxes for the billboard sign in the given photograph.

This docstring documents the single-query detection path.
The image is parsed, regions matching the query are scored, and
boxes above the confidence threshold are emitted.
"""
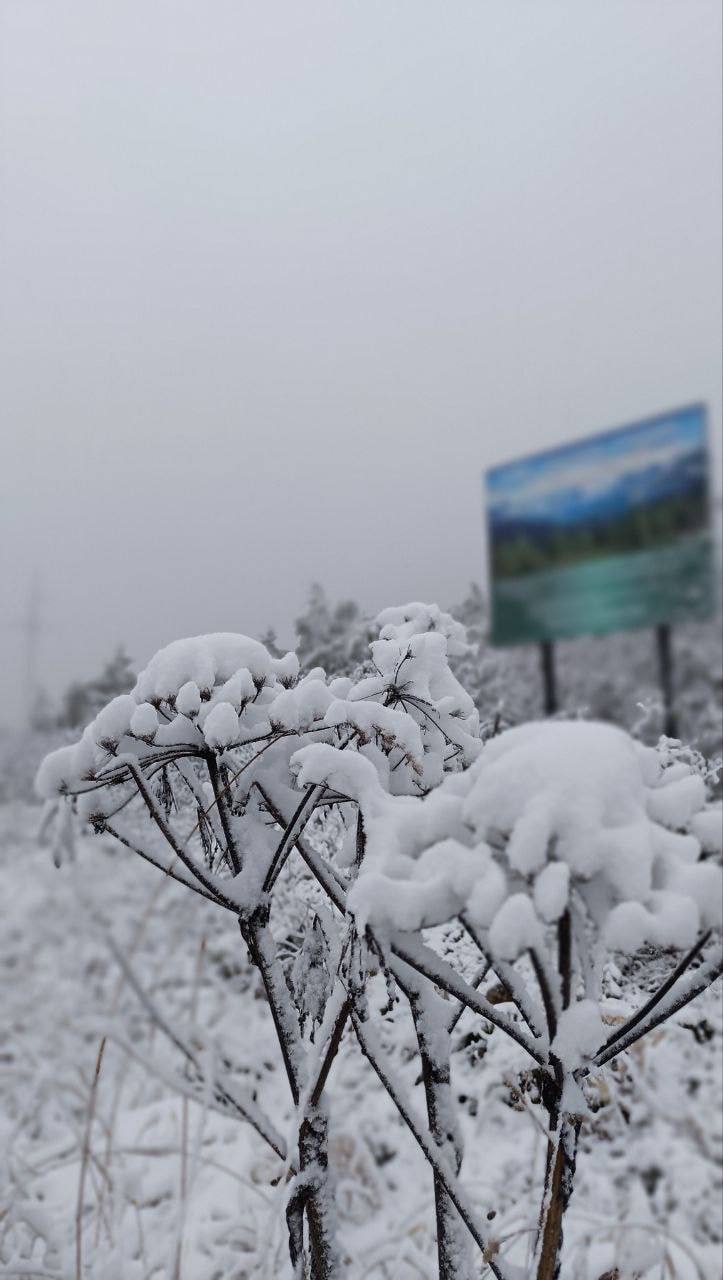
[486,404,714,646]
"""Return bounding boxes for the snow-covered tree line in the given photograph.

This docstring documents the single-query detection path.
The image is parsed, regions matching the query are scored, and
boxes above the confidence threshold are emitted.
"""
[36,603,722,1279]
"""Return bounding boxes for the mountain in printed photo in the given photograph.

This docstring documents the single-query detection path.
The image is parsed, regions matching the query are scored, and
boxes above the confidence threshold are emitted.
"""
[488,434,709,580]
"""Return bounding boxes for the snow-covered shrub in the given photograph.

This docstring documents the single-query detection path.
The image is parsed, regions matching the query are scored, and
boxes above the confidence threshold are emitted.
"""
[36,606,722,1280]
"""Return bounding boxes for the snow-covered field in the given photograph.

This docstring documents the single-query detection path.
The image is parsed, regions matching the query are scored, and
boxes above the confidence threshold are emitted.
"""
[1,792,720,1280]
[1,601,721,1280]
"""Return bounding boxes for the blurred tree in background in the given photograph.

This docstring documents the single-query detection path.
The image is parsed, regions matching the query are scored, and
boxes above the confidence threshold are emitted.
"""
[58,645,135,729]
[294,582,374,677]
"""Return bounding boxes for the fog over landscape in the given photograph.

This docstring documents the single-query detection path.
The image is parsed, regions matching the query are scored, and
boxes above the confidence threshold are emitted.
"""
[1,9,722,1280]
[1,1,721,724]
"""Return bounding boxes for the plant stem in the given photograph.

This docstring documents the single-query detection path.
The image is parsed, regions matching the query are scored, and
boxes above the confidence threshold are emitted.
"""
[534,1113,580,1280]
[405,969,473,1280]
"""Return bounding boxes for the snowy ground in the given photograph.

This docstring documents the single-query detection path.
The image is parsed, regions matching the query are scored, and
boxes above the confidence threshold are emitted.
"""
[1,800,721,1280]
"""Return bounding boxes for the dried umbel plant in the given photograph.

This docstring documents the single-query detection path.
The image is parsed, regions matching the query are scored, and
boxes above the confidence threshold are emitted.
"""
[38,604,722,1279]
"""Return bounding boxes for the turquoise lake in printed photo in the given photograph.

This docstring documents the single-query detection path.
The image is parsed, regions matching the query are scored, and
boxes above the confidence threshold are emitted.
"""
[490,532,716,645]
[486,405,715,645]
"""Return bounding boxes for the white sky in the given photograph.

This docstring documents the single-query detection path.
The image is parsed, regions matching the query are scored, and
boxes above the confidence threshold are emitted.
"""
[1,1,721,727]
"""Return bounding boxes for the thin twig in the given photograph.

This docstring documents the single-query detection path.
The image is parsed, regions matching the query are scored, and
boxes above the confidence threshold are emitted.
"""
[601,930,712,1052]
[350,1007,514,1280]
[75,1038,106,1280]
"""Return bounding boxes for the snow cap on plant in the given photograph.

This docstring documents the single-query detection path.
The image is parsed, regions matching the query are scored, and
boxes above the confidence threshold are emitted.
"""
[35,604,476,821]
[35,634,303,801]
[293,720,722,948]
[376,601,470,656]
[328,601,482,796]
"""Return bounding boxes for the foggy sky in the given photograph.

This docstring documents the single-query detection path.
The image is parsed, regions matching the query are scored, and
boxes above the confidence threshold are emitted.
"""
[1,1,721,728]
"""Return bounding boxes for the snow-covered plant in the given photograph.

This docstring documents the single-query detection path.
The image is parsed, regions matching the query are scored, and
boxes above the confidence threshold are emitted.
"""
[293,717,722,1278]
[35,610,483,1278]
[36,607,722,1280]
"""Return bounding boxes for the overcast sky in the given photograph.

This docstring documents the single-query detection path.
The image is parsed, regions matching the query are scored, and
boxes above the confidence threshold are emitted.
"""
[1,1,721,727]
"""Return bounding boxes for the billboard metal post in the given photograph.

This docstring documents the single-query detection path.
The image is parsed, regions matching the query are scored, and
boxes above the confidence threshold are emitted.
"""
[539,640,557,716]
[656,622,677,738]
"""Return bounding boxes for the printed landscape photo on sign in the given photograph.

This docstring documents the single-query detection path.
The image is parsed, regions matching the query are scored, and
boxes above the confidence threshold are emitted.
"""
[486,403,714,646]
